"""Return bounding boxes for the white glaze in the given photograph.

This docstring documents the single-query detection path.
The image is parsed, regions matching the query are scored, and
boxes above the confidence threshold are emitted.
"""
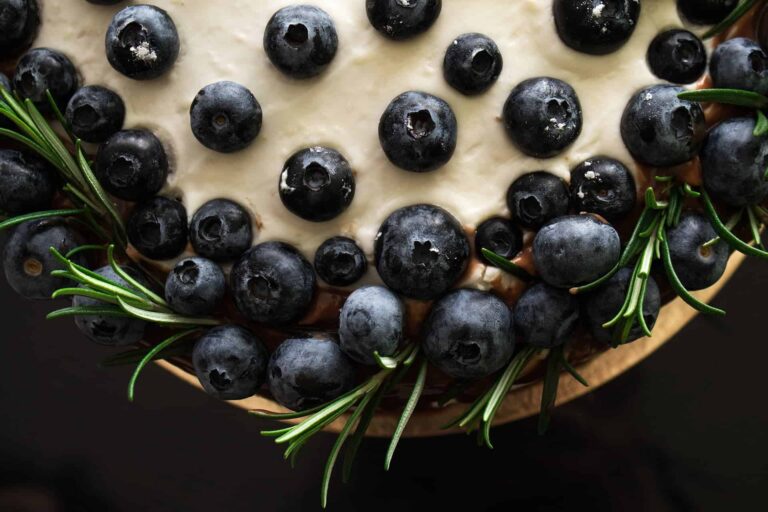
[34,0,684,284]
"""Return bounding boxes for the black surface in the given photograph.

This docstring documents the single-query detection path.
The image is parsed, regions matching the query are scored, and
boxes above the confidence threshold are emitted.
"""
[1,258,767,511]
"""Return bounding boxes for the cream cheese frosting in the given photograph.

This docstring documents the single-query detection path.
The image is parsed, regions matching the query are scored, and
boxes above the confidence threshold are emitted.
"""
[34,0,684,284]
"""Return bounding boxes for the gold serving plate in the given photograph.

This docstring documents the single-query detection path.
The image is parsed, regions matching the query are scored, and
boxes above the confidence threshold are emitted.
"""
[160,253,745,438]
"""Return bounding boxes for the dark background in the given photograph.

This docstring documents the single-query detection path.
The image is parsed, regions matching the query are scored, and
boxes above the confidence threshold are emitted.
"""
[1,259,767,512]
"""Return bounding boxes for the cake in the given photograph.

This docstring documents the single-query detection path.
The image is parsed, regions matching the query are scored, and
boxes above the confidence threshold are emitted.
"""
[1,0,766,506]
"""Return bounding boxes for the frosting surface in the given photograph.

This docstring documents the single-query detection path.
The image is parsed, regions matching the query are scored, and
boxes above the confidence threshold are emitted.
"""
[34,0,684,283]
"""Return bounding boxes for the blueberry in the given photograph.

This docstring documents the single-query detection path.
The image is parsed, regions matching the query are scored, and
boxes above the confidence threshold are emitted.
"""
[65,86,125,143]
[126,196,188,260]
[506,172,570,230]
[570,157,636,222]
[0,0,39,58]
[514,283,579,349]
[314,236,367,287]
[533,215,621,289]
[165,257,225,316]
[553,0,641,55]
[502,77,582,158]
[279,146,355,222]
[701,117,768,207]
[666,213,730,291]
[339,286,404,365]
[647,29,707,85]
[13,48,79,113]
[423,289,515,380]
[0,149,57,215]
[366,0,442,41]
[443,33,503,96]
[620,84,706,167]
[3,218,85,300]
[189,199,253,262]
[106,5,180,80]
[190,81,262,153]
[582,267,661,345]
[268,337,356,411]
[73,265,147,346]
[192,325,268,400]
[475,217,523,264]
[379,91,457,173]
[374,204,470,300]
[263,5,338,79]
[710,38,768,96]
[231,241,316,325]
[94,129,169,202]
[677,0,738,25]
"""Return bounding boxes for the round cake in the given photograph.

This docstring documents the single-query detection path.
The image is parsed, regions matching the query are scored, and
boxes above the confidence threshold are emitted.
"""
[1,0,767,506]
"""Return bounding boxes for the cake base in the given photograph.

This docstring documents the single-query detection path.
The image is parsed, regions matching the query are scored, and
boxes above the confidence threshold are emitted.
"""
[160,253,744,438]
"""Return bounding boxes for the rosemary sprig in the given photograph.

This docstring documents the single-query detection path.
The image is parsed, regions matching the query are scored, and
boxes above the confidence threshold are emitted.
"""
[678,88,768,110]
[128,329,200,402]
[99,338,198,368]
[252,343,423,508]
[0,208,85,231]
[0,86,127,248]
[701,190,768,260]
[46,244,221,327]
[444,345,588,445]
[574,185,726,345]
[702,0,761,39]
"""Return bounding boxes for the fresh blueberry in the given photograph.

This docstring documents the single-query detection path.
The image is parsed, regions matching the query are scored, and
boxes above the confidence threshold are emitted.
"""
[666,213,730,291]
[553,0,641,55]
[268,337,356,411]
[514,283,579,349]
[582,267,661,345]
[13,48,79,113]
[533,215,621,289]
[3,217,85,300]
[701,117,768,207]
[263,5,338,79]
[189,199,253,262]
[647,29,707,85]
[379,91,457,173]
[506,172,570,230]
[374,204,470,300]
[165,257,225,317]
[231,241,316,325]
[570,157,636,222]
[366,0,442,41]
[73,265,148,346]
[0,0,39,58]
[190,81,262,153]
[106,5,180,80]
[475,217,523,264]
[423,289,515,380]
[677,0,738,25]
[339,286,404,365]
[620,84,706,167]
[443,33,503,96]
[314,236,367,287]
[502,77,582,158]
[192,325,269,400]
[65,85,125,143]
[0,149,57,215]
[279,146,355,222]
[126,196,188,260]
[710,38,768,96]
[94,129,169,202]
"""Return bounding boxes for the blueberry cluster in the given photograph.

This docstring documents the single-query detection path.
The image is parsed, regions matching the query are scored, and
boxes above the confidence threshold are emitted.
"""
[0,0,764,419]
